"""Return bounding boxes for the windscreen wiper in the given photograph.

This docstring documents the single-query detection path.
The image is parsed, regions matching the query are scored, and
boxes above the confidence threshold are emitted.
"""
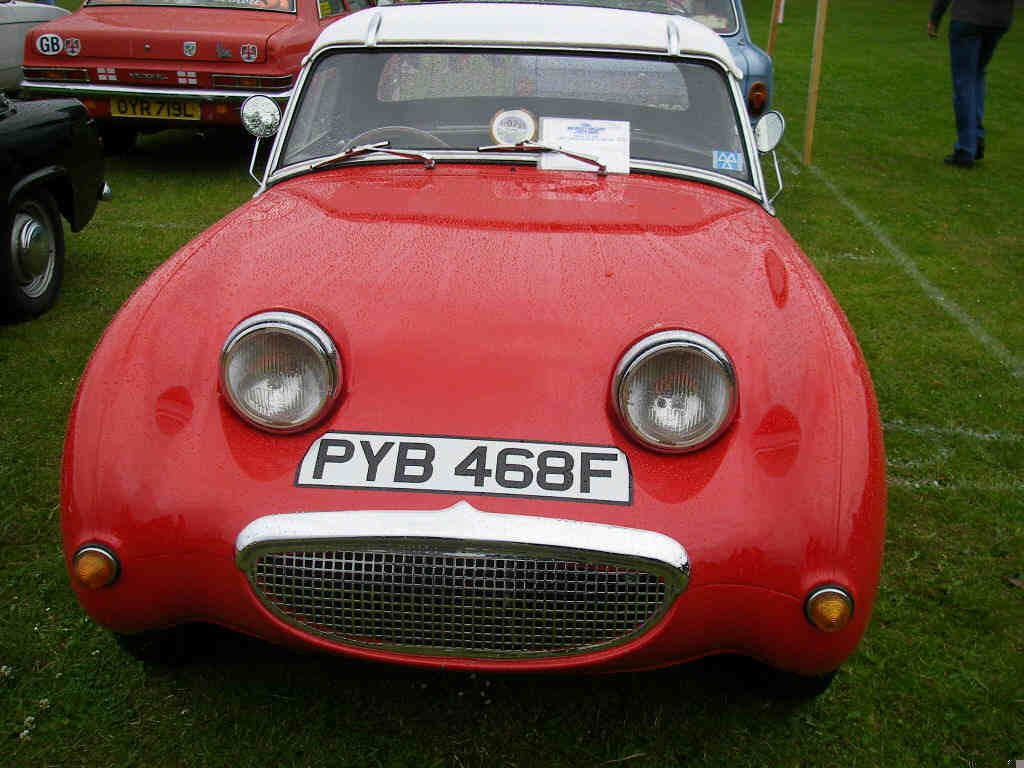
[311,140,436,170]
[477,141,607,175]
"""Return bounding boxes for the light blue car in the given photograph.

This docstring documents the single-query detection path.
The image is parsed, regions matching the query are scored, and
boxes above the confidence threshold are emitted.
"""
[592,0,775,119]
[674,0,773,119]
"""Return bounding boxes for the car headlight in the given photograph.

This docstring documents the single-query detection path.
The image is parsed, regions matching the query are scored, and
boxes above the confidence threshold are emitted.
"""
[220,311,341,433]
[612,330,737,453]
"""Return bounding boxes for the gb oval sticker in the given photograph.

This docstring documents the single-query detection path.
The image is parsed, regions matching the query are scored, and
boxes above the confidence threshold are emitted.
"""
[36,33,64,56]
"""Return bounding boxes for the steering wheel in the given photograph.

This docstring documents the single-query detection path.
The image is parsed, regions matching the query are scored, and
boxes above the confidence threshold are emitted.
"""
[342,126,450,151]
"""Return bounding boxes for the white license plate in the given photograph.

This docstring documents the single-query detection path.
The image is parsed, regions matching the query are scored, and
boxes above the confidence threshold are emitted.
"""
[296,432,632,505]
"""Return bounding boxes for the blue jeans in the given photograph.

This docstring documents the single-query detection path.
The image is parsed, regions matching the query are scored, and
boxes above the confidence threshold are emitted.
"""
[948,20,1006,158]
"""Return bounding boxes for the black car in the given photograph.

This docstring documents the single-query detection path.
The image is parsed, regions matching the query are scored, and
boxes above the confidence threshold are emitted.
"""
[1,93,106,320]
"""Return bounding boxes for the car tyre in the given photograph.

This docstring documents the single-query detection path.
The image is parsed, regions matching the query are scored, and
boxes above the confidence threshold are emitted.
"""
[114,627,193,665]
[748,662,838,698]
[2,188,64,320]
[101,124,138,154]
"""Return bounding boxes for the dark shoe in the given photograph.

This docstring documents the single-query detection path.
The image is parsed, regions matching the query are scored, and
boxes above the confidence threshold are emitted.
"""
[975,137,984,160]
[944,149,974,168]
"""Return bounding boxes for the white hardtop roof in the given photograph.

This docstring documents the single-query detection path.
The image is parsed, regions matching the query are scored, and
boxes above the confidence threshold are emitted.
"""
[311,2,742,78]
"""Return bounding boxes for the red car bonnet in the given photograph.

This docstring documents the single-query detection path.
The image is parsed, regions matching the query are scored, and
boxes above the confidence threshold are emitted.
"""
[63,164,879,597]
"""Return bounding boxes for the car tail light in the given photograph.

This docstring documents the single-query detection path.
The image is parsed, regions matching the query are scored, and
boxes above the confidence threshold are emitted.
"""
[612,330,737,453]
[220,311,341,433]
[23,67,90,83]
[747,81,768,115]
[805,586,854,632]
[211,74,292,91]
[79,98,109,118]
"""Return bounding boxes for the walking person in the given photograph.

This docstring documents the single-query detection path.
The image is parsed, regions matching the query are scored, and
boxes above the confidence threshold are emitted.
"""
[928,0,1015,168]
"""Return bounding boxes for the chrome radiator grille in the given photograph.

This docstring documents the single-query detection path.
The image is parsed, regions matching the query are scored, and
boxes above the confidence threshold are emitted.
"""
[247,546,674,657]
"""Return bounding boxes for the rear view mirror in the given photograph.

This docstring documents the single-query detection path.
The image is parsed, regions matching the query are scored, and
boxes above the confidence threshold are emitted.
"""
[754,110,785,154]
[754,111,785,204]
[241,96,282,184]
[241,95,281,139]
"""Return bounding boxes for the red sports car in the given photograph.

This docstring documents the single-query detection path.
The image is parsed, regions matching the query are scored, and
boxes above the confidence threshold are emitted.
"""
[62,3,885,694]
[19,0,371,150]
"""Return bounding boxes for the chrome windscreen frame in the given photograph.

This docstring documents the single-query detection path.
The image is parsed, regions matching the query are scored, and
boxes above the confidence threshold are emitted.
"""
[263,151,764,204]
[256,43,772,211]
[235,500,690,659]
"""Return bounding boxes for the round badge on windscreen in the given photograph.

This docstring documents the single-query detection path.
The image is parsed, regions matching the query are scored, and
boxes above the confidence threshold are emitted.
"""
[489,109,537,145]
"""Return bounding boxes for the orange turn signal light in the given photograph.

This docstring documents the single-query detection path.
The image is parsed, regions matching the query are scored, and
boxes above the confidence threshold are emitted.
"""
[72,546,119,590]
[805,586,853,633]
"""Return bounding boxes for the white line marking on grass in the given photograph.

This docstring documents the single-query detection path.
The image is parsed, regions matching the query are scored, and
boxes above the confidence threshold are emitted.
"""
[883,419,1022,443]
[884,424,1021,492]
[813,250,896,265]
[887,475,1023,493]
[782,145,1024,380]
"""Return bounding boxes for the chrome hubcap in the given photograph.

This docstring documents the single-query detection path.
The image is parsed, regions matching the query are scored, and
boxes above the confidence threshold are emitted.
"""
[10,203,55,300]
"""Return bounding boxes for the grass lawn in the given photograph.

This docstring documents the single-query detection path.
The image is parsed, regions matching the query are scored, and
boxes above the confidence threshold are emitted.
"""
[2,0,1021,765]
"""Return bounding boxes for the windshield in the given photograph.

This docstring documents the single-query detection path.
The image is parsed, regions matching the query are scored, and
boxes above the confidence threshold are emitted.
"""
[376,0,739,35]
[86,0,296,11]
[280,49,751,184]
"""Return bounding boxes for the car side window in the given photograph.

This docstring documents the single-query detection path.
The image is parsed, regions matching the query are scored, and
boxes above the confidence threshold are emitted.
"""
[318,0,343,18]
[319,0,372,17]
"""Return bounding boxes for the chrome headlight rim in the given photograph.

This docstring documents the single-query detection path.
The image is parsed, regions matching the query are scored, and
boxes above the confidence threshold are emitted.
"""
[219,310,342,434]
[612,330,738,454]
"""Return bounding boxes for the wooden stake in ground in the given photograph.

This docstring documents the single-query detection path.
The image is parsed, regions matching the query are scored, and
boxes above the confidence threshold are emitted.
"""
[767,0,784,57]
[803,0,829,165]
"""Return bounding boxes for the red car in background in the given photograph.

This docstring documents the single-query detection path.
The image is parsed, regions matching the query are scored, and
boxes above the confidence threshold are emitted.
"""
[19,0,370,150]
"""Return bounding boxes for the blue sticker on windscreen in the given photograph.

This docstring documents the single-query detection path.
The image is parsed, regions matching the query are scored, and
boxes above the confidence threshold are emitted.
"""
[713,150,744,172]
